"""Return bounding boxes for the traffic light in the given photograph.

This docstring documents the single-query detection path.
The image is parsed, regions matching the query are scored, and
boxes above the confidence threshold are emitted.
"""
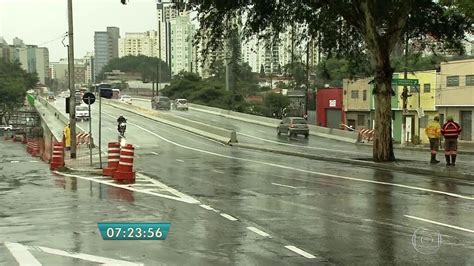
[66,97,70,113]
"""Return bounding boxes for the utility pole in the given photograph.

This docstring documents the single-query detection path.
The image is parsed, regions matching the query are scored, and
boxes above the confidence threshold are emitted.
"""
[67,0,76,158]
[401,32,409,145]
[305,38,310,117]
[158,21,162,96]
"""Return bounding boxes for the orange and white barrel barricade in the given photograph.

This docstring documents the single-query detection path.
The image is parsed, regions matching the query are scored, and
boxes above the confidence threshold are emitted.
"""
[50,141,65,170]
[103,142,121,176]
[26,138,34,154]
[30,139,40,157]
[359,129,375,142]
[113,144,135,183]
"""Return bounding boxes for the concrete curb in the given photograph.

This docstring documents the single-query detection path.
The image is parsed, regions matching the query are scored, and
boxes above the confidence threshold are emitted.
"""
[105,102,233,146]
[234,143,474,180]
[356,142,474,155]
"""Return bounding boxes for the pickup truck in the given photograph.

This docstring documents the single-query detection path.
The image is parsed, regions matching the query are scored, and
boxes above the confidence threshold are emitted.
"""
[75,105,90,121]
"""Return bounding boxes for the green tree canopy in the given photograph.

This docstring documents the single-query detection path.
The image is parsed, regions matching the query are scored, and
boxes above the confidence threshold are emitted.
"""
[263,93,290,118]
[99,55,171,83]
[0,60,38,124]
[187,0,472,161]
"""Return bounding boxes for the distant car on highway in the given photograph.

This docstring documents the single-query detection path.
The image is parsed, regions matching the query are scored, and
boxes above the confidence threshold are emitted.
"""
[174,99,188,111]
[120,95,132,104]
[47,92,55,101]
[151,96,171,110]
[75,104,90,122]
[277,117,309,138]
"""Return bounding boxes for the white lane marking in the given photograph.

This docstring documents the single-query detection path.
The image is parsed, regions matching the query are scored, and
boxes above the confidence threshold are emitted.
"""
[285,245,316,259]
[103,111,473,201]
[211,169,225,174]
[53,172,200,204]
[4,242,42,266]
[247,227,271,237]
[271,182,299,189]
[33,245,143,265]
[29,160,39,163]
[176,159,184,162]
[211,119,217,122]
[151,152,159,155]
[239,132,362,155]
[200,204,218,212]
[29,206,71,212]
[220,213,238,221]
[404,215,474,233]
[102,111,226,147]
[10,161,20,163]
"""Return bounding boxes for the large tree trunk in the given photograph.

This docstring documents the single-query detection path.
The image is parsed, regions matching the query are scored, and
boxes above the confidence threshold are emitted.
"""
[373,54,396,162]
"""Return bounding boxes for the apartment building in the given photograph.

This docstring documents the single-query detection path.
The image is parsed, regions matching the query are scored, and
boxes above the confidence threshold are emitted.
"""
[436,59,474,141]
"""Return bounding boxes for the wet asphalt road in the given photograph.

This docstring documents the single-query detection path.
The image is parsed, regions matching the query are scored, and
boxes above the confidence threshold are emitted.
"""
[130,98,474,165]
[1,99,473,265]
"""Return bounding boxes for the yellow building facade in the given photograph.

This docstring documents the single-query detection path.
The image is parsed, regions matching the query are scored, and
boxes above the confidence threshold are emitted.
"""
[399,70,438,144]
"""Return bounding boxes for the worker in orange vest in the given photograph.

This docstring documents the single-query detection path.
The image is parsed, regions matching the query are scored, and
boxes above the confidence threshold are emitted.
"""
[425,116,441,164]
[441,116,462,166]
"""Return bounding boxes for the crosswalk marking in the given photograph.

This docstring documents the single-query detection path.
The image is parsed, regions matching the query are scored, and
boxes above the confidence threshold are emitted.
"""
[4,242,143,265]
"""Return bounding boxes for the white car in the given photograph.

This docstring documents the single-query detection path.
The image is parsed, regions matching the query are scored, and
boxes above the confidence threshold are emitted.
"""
[0,125,13,131]
[120,95,132,104]
[175,99,188,111]
[75,105,90,121]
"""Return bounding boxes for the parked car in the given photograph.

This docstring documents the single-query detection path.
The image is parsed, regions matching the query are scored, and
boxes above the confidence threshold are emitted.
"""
[120,95,132,104]
[277,117,309,138]
[174,99,188,111]
[0,125,13,131]
[151,96,171,110]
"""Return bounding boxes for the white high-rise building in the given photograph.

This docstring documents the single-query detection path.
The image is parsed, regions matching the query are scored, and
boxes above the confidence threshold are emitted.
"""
[119,31,158,58]
[241,36,266,73]
[157,0,179,66]
[170,15,194,75]
[83,52,95,84]
[35,47,49,84]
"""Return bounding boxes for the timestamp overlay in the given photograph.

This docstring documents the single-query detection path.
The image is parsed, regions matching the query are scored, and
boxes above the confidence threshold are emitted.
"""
[98,222,171,240]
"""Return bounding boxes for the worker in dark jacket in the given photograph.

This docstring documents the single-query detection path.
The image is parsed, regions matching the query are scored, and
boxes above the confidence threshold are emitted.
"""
[441,116,462,166]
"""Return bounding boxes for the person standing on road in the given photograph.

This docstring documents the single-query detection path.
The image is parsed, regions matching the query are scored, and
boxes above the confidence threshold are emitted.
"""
[441,116,462,166]
[63,123,71,151]
[425,116,441,164]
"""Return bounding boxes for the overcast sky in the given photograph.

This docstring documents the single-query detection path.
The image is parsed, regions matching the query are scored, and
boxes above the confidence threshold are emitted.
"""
[0,0,158,62]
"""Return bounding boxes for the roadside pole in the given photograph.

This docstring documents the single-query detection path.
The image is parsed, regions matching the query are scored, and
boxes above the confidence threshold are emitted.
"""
[98,90,102,168]
[67,0,76,158]
[83,92,96,167]
[88,99,92,166]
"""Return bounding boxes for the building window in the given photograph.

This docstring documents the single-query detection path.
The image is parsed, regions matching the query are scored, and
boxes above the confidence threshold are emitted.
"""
[357,115,365,126]
[447,76,459,87]
[423,83,431,93]
[362,90,367,101]
[351,90,359,99]
[466,75,474,86]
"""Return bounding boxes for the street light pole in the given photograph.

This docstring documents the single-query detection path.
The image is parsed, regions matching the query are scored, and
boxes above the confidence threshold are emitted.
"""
[67,0,76,158]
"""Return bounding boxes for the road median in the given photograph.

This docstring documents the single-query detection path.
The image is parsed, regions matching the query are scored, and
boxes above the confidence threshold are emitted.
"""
[188,103,359,143]
[104,100,237,145]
